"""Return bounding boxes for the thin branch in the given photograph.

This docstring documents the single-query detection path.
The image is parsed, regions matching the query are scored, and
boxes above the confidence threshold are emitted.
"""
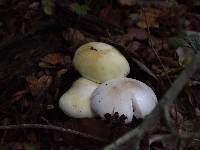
[142,7,172,84]
[103,53,200,150]
[0,124,108,142]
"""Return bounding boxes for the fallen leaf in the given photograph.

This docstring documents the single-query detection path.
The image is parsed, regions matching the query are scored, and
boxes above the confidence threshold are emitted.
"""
[63,28,86,47]
[26,75,53,96]
[39,55,71,68]
[99,6,121,26]
[99,6,131,27]
[119,27,148,46]
[99,5,112,18]
[126,41,141,54]
[24,143,37,150]
[12,90,27,102]
[71,3,89,16]
[137,8,163,28]
[42,0,55,15]
[29,2,40,9]
[176,47,194,66]
[159,56,179,68]
[38,62,56,68]
[57,69,68,78]
[127,27,149,40]
[117,0,136,6]
[170,107,184,126]
[149,36,163,50]
[40,53,64,65]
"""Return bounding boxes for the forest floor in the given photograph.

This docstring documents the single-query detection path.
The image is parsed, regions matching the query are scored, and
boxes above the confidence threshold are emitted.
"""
[0,0,200,149]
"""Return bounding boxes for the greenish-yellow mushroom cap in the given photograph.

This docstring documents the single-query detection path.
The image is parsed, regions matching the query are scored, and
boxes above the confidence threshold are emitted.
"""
[73,42,130,83]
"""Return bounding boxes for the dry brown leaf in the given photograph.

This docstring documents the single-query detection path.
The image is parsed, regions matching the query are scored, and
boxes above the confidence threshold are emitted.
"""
[99,6,131,27]
[137,8,163,28]
[12,90,27,102]
[26,75,53,96]
[40,53,64,65]
[63,28,85,47]
[117,0,136,6]
[38,62,56,68]
[57,69,68,78]
[119,27,148,46]
[149,36,162,49]
[170,107,184,126]
[126,41,141,54]
[159,56,179,68]
[127,27,149,40]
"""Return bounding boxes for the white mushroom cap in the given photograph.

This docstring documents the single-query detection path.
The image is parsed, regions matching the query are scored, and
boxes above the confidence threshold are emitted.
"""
[59,77,99,118]
[91,77,158,123]
[73,42,130,83]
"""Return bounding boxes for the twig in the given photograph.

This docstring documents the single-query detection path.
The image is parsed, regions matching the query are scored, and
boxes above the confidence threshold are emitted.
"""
[0,124,108,142]
[142,8,172,84]
[142,7,179,130]
[103,52,200,150]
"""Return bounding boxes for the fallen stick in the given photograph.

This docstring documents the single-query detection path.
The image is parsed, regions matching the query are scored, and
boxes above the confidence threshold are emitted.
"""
[0,123,108,142]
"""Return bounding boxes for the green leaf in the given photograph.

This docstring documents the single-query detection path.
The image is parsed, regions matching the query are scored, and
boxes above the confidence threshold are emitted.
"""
[42,0,55,15]
[71,3,90,16]
[25,144,37,150]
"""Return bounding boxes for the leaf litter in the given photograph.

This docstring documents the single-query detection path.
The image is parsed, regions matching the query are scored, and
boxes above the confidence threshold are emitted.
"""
[0,0,200,149]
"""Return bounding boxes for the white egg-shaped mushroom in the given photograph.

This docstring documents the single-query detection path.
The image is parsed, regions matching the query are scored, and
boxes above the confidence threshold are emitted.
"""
[59,77,99,118]
[73,42,130,83]
[91,77,158,123]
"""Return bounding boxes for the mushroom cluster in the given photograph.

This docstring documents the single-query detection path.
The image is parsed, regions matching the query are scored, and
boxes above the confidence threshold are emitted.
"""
[59,42,157,123]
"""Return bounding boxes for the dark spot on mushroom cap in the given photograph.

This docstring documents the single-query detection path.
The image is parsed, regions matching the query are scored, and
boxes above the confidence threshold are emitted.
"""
[90,46,98,51]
